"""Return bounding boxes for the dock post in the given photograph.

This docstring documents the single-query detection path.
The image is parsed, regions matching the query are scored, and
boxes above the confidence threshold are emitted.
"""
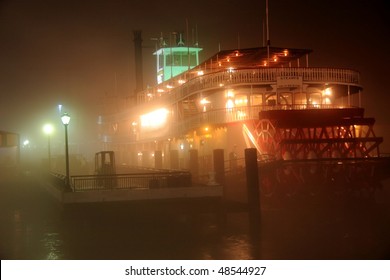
[170,150,179,169]
[189,149,199,184]
[154,151,163,169]
[213,149,225,186]
[245,148,261,217]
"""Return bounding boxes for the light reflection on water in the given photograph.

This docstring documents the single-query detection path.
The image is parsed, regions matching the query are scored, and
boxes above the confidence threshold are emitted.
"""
[41,232,63,260]
[1,177,390,260]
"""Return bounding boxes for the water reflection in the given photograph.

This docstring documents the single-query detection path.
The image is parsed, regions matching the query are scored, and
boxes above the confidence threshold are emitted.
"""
[41,232,63,260]
[1,177,390,259]
[12,210,23,259]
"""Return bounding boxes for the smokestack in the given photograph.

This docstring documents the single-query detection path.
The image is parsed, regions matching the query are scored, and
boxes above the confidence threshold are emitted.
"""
[133,30,143,93]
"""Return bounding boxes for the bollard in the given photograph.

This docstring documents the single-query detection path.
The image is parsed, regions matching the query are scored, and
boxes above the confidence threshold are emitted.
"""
[245,148,261,217]
[213,149,225,186]
[170,150,179,169]
[189,149,199,184]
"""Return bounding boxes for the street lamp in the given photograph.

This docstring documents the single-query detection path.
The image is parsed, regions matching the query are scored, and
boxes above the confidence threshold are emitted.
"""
[61,113,71,189]
[43,123,54,170]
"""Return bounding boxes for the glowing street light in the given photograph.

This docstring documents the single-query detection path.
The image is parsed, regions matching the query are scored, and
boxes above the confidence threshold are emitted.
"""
[23,139,30,147]
[61,113,71,189]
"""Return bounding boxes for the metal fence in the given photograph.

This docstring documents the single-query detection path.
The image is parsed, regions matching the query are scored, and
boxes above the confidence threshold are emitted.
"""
[69,171,192,192]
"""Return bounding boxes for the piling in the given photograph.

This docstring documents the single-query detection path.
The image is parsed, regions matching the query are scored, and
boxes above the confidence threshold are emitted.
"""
[189,149,199,184]
[245,148,261,219]
[213,149,225,186]
[170,150,179,169]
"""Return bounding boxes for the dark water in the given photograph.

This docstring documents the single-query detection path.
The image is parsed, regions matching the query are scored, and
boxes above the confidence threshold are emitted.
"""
[1,173,390,260]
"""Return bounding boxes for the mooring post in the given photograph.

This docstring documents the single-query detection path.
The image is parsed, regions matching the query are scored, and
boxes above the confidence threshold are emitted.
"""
[245,148,261,216]
[213,149,225,186]
[189,149,199,184]
[170,150,179,169]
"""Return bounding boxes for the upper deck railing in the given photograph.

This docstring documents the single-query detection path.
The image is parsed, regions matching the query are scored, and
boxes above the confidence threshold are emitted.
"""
[137,67,361,105]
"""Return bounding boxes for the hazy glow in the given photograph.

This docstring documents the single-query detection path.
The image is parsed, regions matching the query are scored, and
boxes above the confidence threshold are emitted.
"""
[235,98,248,105]
[200,98,210,112]
[324,97,332,104]
[61,113,71,125]
[43,124,54,135]
[140,108,169,128]
[323,88,332,96]
[226,99,234,109]
[237,110,247,119]
[226,90,234,98]
[200,98,210,105]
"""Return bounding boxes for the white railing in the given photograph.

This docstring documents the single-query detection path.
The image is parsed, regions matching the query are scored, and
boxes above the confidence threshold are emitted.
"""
[136,67,360,105]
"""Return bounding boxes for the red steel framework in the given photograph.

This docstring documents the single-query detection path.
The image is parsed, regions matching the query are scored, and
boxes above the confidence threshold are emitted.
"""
[252,107,383,160]
[242,107,387,197]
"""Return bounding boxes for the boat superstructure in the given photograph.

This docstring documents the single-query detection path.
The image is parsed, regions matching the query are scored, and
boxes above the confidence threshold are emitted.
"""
[98,36,384,181]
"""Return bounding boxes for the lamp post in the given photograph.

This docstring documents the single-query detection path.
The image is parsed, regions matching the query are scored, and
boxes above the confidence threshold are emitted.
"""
[61,113,71,189]
[43,124,54,170]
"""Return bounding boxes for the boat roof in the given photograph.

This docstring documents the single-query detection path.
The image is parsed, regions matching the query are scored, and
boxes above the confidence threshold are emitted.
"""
[197,46,312,70]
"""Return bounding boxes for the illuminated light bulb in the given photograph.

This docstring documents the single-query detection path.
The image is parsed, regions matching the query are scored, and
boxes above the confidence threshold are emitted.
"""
[200,98,210,105]
[226,90,234,98]
[324,88,332,96]
[140,108,169,128]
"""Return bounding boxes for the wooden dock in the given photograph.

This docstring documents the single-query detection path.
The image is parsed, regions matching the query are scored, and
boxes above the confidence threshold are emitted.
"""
[42,171,223,204]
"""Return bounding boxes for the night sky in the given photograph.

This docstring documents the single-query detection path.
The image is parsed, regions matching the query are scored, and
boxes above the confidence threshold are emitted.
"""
[0,0,389,153]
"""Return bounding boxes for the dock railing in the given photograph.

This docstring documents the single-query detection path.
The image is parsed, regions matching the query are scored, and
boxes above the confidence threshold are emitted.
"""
[69,171,192,192]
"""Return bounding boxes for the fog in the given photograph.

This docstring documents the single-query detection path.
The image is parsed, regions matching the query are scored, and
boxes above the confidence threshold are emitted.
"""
[1,0,389,167]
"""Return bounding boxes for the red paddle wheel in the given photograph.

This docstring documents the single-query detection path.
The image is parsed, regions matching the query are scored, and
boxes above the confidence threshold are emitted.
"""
[251,107,384,197]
